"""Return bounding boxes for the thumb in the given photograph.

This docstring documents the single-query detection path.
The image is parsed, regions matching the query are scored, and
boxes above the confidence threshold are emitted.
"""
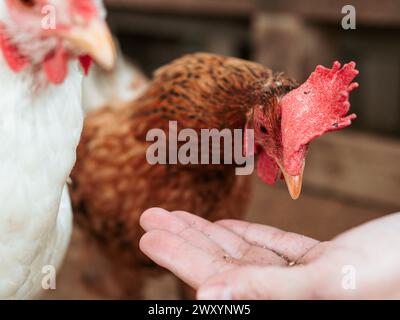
[197,265,316,300]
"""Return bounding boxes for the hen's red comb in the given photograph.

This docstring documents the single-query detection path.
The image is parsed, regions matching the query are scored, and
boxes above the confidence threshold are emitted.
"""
[281,61,359,176]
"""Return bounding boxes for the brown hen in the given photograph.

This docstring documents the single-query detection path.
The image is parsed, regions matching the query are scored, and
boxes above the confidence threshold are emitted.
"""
[70,53,358,298]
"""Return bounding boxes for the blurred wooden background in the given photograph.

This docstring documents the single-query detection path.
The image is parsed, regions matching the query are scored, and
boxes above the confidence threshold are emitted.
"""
[45,0,400,299]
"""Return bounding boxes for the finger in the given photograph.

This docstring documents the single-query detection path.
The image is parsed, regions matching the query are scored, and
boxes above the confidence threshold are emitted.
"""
[141,208,183,232]
[141,208,225,256]
[217,220,319,262]
[197,265,316,300]
[139,229,229,289]
[170,211,286,265]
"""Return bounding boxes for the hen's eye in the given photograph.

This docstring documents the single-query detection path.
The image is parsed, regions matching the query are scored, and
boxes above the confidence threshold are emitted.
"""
[19,0,36,7]
[259,125,268,134]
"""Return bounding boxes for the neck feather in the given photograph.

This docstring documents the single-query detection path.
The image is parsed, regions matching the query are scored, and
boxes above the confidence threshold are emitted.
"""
[0,56,82,252]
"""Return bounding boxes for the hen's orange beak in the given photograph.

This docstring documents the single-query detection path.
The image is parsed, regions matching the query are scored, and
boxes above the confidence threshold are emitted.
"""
[60,19,116,71]
[277,161,305,200]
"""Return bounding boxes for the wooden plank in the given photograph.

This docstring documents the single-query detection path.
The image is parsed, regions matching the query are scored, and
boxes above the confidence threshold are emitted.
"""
[252,13,336,81]
[108,10,248,38]
[304,130,400,210]
[105,0,257,17]
[262,0,400,26]
[358,47,400,134]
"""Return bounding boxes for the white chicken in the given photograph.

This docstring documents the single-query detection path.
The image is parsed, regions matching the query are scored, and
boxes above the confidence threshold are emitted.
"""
[0,0,115,299]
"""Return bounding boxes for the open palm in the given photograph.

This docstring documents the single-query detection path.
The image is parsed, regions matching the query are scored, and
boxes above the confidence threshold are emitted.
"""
[140,208,400,299]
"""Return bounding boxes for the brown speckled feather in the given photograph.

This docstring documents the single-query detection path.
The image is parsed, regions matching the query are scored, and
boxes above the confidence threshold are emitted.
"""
[69,53,297,298]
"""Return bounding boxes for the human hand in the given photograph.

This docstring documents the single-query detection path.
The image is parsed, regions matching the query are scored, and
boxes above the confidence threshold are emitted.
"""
[140,208,400,299]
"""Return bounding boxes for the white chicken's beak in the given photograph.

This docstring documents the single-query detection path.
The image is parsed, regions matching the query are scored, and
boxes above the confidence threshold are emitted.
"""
[60,19,117,71]
[277,161,305,200]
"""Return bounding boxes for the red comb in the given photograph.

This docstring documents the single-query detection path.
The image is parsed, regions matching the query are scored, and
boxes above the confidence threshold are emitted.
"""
[281,61,359,176]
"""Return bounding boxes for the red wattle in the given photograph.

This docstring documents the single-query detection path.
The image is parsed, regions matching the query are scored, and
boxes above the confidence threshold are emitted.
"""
[257,151,279,185]
[43,45,69,85]
[79,54,93,76]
